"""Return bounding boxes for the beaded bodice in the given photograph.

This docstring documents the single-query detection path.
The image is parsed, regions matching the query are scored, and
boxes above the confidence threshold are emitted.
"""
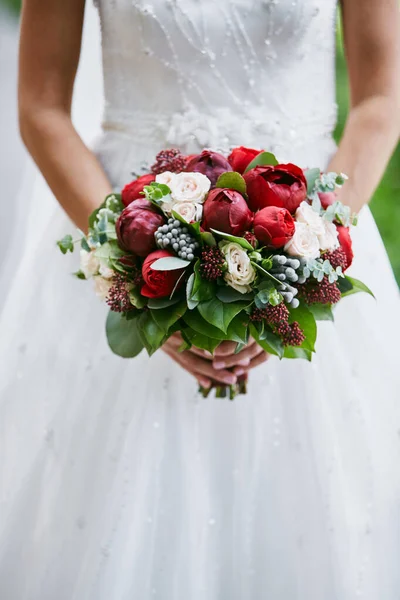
[93,0,339,187]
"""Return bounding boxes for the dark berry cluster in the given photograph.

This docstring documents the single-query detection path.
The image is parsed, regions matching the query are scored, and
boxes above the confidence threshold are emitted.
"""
[243,231,258,248]
[323,248,348,270]
[106,274,134,313]
[251,303,304,347]
[298,277,342,305]
[150,149,187,175]
[200,247,226,281]
[117,256,143,288]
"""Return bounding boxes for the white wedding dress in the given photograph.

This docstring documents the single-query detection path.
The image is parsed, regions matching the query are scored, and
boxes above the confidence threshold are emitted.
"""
[1,1,400,598]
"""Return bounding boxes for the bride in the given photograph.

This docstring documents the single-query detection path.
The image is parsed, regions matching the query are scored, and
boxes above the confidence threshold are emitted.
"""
[1,0,400,597]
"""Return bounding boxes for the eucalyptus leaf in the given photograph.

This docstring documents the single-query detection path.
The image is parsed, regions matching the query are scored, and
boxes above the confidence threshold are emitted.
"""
[106,310,144,358]
[215,172,247,195]
[211,229,254,251]
[244,151,278,173]
[81,237,91,252]
[151,256,191,271]
[304,168,321,194]
[57,235,74,254]
[94,241,126,265]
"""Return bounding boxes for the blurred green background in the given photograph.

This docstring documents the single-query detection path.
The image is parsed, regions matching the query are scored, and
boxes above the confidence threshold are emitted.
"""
[2,0,399,283]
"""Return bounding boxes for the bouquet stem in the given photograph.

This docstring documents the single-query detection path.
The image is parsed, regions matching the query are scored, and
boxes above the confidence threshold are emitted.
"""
[198,374,248,400]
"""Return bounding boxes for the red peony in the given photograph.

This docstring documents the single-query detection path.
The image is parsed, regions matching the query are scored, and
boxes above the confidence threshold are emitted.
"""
[202,188,254,236]
[186,150,232,186]
[244,163,307,213]
[121,174,156,207]
[141,250,185,298]
[336,225,353,270]
[227,146,261,174]
[116,199,165,257]
[253,206,295,248]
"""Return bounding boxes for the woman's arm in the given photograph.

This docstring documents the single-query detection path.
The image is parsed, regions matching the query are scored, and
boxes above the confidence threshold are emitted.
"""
[328,0,400,213]
[19,0,112,231]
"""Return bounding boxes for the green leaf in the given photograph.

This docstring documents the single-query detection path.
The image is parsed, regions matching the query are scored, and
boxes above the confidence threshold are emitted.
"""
[183,309,227,340]
[81,237,91,252]
[226,314,249,344]
[73,270,86,280]
[147,296,181,309]
[244,151,278,173]
[283,347,313,361]
[106,310,144,358]
[128,287,148,310]
[57,234,74,254]
[211,229,254,251]
[200,231,217,247]
[151,301,187,334]
[190,260,215,302]
[252,261,286,287]
[309,303,334,321]
[339,276,375,299]
[151,256,191,271]
[197,298,250,333]
[304,168,321,195]
[289,304,317,352]
[215,172,247,195]
[216,286,254,303]
[259,327,284,359]
[186,273,199,310]
[137,312,165,356]
[94,241,126,265]
[183,329,221,354]
[171,210,202,238]
[249,323,280,358]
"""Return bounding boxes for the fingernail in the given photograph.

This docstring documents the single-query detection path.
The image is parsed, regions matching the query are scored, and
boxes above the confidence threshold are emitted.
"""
[223,374,237,385]
[235,368,245,376]
[213,361,225,370]
[238,358,250,367]
[198,378,210,389]
[203,351,213,358]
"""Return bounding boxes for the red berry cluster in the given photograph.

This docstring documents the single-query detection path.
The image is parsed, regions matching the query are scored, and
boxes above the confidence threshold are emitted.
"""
[298,277,341,305]
[150,148,187,175]
[243,231,258,248]
[200,247,226,281]
[106,273,135,313]
[251,303,305,347]
[323,247,348,270]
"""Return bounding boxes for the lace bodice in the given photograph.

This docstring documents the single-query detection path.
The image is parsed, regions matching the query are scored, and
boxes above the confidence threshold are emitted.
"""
[93,0,338,187]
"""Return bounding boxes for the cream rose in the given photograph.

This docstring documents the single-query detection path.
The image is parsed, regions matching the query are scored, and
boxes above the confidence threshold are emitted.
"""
[155,171,177,188]
[99,263,114,279]
[93,276,113,300]
[170,172,211,204]
[80,249,100,278]
[318,219,339,251]
[295,201,325,236]
[284,222,320,259]
[171,201,203,222]
[221,242,256,294]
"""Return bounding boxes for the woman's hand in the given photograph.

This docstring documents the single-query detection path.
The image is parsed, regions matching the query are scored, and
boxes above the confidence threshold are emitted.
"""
[162,334,269,389]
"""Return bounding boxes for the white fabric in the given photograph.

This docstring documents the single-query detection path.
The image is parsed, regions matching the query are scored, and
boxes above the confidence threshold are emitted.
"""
[1,1,400,598]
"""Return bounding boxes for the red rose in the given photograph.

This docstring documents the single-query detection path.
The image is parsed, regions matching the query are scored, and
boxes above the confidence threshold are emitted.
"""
[318,191,336,210]
[203,188,254,236]
[254,206,295,249]
[336,225,353,270]
[228,146,261,174]
[116,199,165,257]
[121,174,156,207]
[186,150,232,186]
[244,163,307,213]
[141,250,185,298]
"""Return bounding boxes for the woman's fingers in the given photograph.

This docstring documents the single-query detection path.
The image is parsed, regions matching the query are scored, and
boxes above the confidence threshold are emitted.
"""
[163,345,237,386]
[212,339,261,369]
[233,348,269,375]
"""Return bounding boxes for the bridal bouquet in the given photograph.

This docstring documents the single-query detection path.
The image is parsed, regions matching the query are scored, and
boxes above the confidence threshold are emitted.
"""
[58,147,372,398]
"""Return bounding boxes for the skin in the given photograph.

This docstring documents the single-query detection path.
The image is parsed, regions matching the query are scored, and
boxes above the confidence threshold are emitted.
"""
[19,0,400,387]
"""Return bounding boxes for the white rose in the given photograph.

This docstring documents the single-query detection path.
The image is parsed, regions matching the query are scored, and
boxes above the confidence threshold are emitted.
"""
[318,219,339,251]
[171,201,203,222]
[80,249,100,278]
[284,222,320,259]
[221,242,256,294]
[99,263,114,279]
[155,171,177,188]
[295,201,325,236]
[93,276,113,300]
[170,172,211,204]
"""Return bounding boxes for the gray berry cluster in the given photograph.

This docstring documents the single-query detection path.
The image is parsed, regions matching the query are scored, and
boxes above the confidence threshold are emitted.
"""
[271,255,307,309]
[155,218,199,261]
